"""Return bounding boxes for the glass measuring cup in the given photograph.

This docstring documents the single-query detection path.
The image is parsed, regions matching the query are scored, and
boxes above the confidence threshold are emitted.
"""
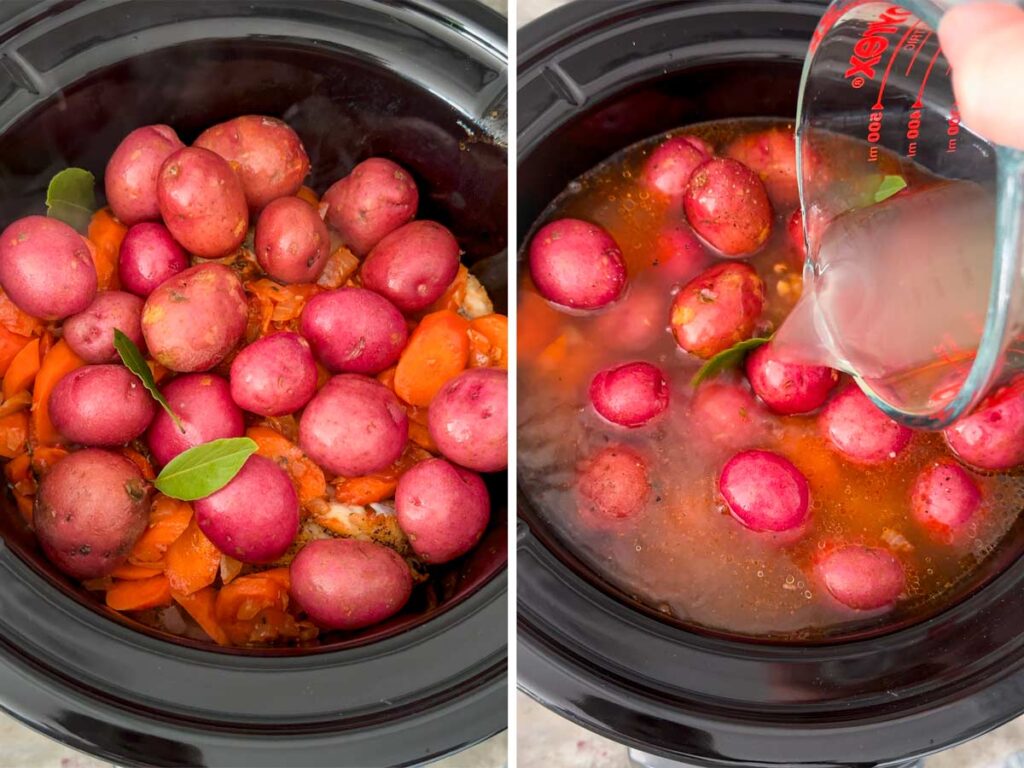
[774,0,1024,428]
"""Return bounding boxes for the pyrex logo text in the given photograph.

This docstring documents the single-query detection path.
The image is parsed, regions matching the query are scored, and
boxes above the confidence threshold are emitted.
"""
[845,6,913,88]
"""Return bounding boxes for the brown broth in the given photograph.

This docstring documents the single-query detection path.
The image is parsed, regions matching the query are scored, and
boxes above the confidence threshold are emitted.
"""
[517,118,1024,640]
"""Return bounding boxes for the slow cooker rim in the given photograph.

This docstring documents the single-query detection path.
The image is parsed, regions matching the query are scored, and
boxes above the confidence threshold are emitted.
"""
[515,0,1024,763]
[0,0,508,764]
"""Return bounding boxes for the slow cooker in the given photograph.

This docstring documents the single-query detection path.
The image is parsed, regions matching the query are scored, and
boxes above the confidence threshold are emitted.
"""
[517,2,1024,766]
[0,1,507,765]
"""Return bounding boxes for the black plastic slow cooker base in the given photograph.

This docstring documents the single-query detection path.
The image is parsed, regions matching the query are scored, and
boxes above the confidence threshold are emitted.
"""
[517,2,1024,766]
[0,1,508,765]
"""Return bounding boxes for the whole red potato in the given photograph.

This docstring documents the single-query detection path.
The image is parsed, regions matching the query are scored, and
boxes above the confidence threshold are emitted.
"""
[104,124,184,225]
[63,291,145,363]
[361,221,461,313]
[528,218,627,310]
[254,196,330,284]
[670,261,766,359]
[684,158,773,257]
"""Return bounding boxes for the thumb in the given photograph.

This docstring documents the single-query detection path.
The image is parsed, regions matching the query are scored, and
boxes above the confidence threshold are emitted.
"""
[938,2,1024,150]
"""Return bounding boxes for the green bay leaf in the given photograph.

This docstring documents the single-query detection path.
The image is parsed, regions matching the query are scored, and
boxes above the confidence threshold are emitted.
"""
[46,168,96,233]
[113,329,184,432]
[155,437,259,501]
[691,336,772,388]
[873,174,907,204]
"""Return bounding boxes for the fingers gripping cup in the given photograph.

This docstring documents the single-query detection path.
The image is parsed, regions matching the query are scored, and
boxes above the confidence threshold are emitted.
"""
[775,0,1024,429]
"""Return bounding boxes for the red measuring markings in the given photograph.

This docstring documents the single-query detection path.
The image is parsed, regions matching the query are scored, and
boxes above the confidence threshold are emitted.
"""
[845,5,914,88]
[873,20,920,109]
[904,29,932,76]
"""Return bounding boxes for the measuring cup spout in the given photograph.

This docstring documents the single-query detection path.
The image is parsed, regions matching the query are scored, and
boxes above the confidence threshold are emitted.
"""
[772,289,848,371]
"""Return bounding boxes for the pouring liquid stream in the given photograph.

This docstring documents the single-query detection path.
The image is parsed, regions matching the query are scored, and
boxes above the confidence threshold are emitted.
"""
[773,180,996,415]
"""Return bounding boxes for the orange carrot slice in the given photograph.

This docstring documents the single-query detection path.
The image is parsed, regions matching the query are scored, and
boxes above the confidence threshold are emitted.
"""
[121,447,155,481]
[111,562,164,580]
[173,587,230,646]
[394,310,470,407]
[216,570,290,644]
[86,208,127,291]
[164,517,221,596]
[468,314,508,369]
[30,446,68,475]
[31,340,85,445]
[246,425,326,507]
[106,574,172,611]
[425,264,468,314]
[295,185,319,207]
[129,496,193,565]
[3,336,40,400]
[0,411,29,459]
[0,288,41,338]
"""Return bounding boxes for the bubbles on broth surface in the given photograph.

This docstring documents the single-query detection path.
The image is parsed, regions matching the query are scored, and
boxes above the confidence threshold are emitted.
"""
[518,118,1024,640]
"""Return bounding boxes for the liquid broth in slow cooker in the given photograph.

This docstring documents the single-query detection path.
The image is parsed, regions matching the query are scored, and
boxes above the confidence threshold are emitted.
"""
[518,118,1024,639]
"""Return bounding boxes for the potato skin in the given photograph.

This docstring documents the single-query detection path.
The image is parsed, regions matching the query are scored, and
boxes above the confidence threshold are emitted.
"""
[670,262,766,359]
[195,454,299,564]
[194,115,310,211]
[719,449,810,533]
[815,545,905,610]
[684,158,773,257]
[910,461,981,542]
[589,361,669,428]
[321,157,419,256]
[396,458,490,563]
[142,263,247,372]
[745,342,838,415]
[64,291,145,363]
[253,196,329,283]
[643,135,712,198]
[820,385,912,465]
[49,365,156,446]
[528,218,627,310]
[0,215,97,320]
[289,538,413,630]
[576,444,650,529]
[944,380,1024,471]
[299,288,408,375]
[361,220,461,313]
[229,332,317,416]
[104,124,185,225]
[146,373,245,466]
[299,374,408,476]
[724,127,800,209]
[34,449,150,579]
[428,368,508,472]
[157,146,249,258]
[118,222,189,297]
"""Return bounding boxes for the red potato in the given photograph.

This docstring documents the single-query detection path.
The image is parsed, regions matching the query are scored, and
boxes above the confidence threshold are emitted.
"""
[229,332,317,416]
[104,124,185,225]
[820,385,912,465]
[684,158,773,257]
[724,127,799,208]
[299,288,408,375]
[63,291,145,363]
[49,365,156,446]
[944,380,1024,471]
[428,368,508,472]
[528,218,627,310]
[670,261,766,359]
[194,115,310,211]
[911,461,981,542]
[786,208,806,264]
[576,444,650,528]
[361,220,461,313]
[815,545,905,610]
[34,449,149,579]
[689,379,769,448]
[289,538,413,630]
[719,450,810,533]
[157,146,248,259]
[254,196,330,284]
[142,263,248,372]
[0,215,96,320]
[744,342,838,415]
[321,157,419,256]
[118,222,189,297]
[592,283,669,352]
[146,373,245,466]
[195,454,299,564]
[589,361,669,428]
[642,135,713,199]
[652,222,710,284]
[395,458,490,563]
[299,374,408,476]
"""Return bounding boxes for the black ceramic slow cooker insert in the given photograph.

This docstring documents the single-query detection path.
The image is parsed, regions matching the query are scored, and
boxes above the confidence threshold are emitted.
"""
[517,2,1024,766]
[0,1,508,766]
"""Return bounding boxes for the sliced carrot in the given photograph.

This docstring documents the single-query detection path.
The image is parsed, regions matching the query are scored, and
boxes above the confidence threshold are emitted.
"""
[30,446,68,475]
[0,288,41,338]
[111,562,164,580]
[0,328,32,379]
[106,574,172,611]
[216,571,290,644]
[147,360,170,384]
[121,447,156,481]
[3,336,40,401]
[333,443,432,504]
[405,405,437,452]
[394,310,470,407]
[129,496,193,565]
[295,185,319,207]
[4,452,29,484]
[315,245,360,290]
[86,208,127,291]
[173,587,230,646]
[246,425,326,507]
[468,314,508,369]
[13,490,32,523]
[426,264,468,314]
[0,411,29,458]
[377,366,396,391]
[164,517,221,596]
[0,390,32,418]
[246,279,319,336]
[31,340,85,445]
